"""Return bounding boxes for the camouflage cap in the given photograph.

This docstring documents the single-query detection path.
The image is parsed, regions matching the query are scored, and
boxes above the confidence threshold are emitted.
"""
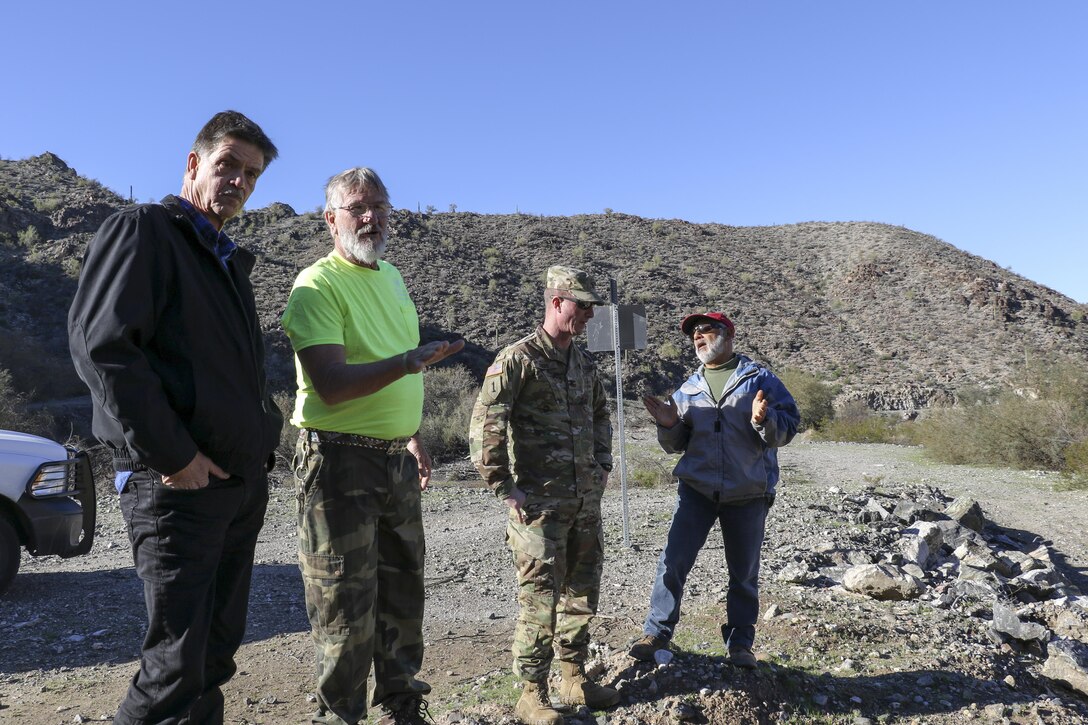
[545,265,605,304]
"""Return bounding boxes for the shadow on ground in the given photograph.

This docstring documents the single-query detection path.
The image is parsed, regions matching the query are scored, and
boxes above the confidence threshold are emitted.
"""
[0,563,308,675]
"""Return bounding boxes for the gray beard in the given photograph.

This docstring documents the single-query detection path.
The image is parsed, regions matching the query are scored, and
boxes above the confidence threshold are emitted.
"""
[696,336,728,364]
[341,225,387,266]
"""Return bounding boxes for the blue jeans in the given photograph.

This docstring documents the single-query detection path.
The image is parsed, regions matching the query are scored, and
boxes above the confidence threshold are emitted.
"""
[643,483,771,650]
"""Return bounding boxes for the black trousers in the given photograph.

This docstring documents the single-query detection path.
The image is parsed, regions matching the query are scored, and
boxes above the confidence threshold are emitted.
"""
[116,469,268,725]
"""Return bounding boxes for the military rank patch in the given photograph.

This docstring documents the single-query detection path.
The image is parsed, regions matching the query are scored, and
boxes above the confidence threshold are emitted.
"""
[485,362,503,377]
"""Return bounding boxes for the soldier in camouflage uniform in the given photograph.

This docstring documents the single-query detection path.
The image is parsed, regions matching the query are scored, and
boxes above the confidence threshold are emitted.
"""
[470,265,620,725]
[282,167,463,725]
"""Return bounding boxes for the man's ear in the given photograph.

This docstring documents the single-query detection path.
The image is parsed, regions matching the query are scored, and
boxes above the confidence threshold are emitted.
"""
[185,151,200,179]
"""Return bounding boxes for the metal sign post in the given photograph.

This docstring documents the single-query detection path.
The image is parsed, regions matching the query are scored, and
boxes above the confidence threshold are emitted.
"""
[609,280,631,547]
[586,284,646,547]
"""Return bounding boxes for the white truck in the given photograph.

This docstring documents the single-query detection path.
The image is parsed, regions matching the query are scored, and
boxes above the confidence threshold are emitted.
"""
[0,429,96,594]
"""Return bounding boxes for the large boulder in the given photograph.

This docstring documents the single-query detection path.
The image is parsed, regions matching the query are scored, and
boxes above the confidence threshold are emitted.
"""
[944,497,987,532]
[1042,638,1088,697]
[991,601,1050,642]
[842,564,923,601]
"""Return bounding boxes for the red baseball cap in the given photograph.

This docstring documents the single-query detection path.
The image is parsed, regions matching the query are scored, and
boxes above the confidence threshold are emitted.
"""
[680,312,735,337]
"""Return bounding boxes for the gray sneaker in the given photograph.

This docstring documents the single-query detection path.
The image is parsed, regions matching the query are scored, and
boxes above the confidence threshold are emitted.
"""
[628,633,670,661]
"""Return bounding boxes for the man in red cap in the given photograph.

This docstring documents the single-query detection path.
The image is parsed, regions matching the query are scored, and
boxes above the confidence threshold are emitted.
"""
[629,312,800,667]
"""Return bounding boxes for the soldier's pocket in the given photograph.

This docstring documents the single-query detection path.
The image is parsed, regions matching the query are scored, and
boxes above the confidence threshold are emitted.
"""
[506,519,555,564]
[298,551,347,633]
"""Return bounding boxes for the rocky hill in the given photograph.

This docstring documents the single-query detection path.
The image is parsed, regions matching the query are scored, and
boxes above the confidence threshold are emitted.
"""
[2,152,1087,415]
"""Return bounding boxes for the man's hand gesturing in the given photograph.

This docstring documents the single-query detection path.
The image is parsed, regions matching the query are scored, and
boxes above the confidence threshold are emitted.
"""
[404,339,466,374]
[642,394,680,428]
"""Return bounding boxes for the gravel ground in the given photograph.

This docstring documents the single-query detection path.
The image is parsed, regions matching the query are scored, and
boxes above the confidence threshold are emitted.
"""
[3,437,1088,723]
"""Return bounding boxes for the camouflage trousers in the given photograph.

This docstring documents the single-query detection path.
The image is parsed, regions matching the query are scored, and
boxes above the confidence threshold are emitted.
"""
[293,433,431,725]
[506,490,604,682]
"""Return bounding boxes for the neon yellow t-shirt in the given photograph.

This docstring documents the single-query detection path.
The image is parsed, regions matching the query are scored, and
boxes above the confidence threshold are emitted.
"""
[282,252,422,438]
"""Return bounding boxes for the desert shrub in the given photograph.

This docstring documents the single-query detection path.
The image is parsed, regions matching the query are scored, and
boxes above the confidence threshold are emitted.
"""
[915,396,1059,469]
[272,391,301,471]
[657,340,681,362]
[0,367,54,437]
[420,364,478,461]
[17,226,41,246]
[33,196,63,213]
[914,356,1088,473]
[62,257,81,279]
[814,401,896,443]
[777,367,837,431]
[1063,439,1088,480]
[641,254,663,272]
[954,384,1000,407]
[625,452,675,489]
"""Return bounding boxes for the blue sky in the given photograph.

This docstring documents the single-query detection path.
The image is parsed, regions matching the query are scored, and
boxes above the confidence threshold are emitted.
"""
[4,2,1086,302]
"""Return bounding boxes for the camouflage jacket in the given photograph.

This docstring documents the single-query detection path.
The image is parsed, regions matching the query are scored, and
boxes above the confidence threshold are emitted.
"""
[470,326,612,499]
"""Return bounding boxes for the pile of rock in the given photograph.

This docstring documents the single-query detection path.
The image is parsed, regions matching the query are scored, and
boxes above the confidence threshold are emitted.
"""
[777,485,1088,697]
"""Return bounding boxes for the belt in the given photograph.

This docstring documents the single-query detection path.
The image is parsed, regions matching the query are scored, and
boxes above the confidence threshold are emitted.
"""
[304,429,410,455]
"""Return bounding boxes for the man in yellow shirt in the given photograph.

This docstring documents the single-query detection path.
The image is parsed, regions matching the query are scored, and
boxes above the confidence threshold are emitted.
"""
[282,167,462,725]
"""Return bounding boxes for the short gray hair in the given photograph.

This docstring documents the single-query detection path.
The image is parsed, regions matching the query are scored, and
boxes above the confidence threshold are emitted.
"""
[324,167,390,213]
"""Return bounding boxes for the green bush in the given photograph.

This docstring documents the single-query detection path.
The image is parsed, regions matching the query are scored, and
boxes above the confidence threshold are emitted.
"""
[62,257,81,279]
[420,364,478,461]
[914,355,1088,473]
[777,367,837,431]
[17,226,41,246]
[657,340,681,362]
[625,452,675,488]
[815,415,897,444]
[33,196,63,213]
[1063,439,1088,479]
[813,401,896,444]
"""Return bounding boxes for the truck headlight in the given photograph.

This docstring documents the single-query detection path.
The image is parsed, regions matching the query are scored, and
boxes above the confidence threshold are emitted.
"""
[28,459,79,498]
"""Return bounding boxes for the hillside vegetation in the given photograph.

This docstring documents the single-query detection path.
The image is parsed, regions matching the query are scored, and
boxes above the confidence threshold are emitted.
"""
[2,152,1087,424]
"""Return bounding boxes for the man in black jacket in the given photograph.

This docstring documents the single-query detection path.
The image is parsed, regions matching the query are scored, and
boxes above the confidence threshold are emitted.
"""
[68,110,283,725]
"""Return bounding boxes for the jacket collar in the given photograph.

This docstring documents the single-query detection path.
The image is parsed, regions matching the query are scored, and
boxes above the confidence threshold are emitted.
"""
[159,194,256,276]
[533,325,574,365]
[683,353,759,399]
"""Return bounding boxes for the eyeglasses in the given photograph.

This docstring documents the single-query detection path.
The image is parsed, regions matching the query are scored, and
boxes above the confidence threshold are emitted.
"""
[690,322,723,337]
[564,298,595,311]
[338,202,392,219]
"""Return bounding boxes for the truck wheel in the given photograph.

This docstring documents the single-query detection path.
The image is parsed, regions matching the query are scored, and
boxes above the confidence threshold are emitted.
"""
[0,515,20,595]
